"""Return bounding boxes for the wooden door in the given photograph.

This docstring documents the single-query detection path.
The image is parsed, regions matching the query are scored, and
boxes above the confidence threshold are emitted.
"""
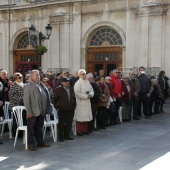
[87,47,122,75]
[15,50,40,71]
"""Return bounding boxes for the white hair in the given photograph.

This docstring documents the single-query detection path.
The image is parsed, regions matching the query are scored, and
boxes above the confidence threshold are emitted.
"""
[31,70,39,76]
[105,76,111,80]
[86,73,94,80]
[78,69,86,76]
[0,70,7,74]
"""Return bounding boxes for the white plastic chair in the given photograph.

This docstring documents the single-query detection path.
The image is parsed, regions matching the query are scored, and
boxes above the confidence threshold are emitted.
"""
[72,119,77,136]
[118,106,122,123]
[0,102,13,138]
[12,106,27,150]
[43,104,58,142]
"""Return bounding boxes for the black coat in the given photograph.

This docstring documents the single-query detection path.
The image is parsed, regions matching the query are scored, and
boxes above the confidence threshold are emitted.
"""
[0,79,5,117]
[90,82,101,104]
[53,85,76,112]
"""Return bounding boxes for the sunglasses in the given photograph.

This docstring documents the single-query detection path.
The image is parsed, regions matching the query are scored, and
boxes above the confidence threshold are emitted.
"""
[43,82,48,83]
[81,74,86,76]
[123,78,128,79]
[18,77,23,79]
[131,74,135,75]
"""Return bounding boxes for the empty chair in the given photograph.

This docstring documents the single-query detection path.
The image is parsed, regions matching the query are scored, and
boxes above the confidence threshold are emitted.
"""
[0,102,12,138]
[12,106,27,150]
[43,104,58,142]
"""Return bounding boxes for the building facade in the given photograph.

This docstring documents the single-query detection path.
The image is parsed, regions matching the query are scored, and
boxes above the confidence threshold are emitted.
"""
[0,0,169,76]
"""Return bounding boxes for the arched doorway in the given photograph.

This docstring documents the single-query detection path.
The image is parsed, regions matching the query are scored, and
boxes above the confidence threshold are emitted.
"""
[14,32,40,71]
[87,27,123,75]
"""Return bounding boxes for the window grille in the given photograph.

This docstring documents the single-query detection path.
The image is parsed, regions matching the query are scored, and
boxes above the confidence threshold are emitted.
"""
[90,28,123,46]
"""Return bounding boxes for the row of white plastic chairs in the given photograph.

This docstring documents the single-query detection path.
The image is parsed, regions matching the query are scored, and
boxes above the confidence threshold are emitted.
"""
[0,101,124,150]
[0,102,59,150]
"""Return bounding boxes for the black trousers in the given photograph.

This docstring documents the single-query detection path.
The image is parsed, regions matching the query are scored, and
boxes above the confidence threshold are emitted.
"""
[137,92,149,117]
[58,110,74,140]
[27,114,44,147]
[97,106,106,128]
[149,99,160,114]
[113,99,121,122]
[132,97,138,118]
[0,106,4,117]
[89,103,97,131]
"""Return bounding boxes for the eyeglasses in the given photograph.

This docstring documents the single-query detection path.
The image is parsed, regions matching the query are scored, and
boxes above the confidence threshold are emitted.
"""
[18,77,23,79]
[123,78,127,79]
[43,82,48,83]
[63,73,66,74]
[131,74,135,75]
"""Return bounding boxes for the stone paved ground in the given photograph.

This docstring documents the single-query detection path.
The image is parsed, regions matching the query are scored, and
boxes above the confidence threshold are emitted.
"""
[1,100,170,170]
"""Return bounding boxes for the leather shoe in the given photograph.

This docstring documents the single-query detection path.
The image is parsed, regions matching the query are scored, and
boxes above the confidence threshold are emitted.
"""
[145,116,151,119]
[64,137,73,140]
[0,140,3,145]
[77,133,83,136]
[37,143,50,147]
[28,146,36,151]
[82,132,89,135]
[133,117,140,120]
[59,139,64,142]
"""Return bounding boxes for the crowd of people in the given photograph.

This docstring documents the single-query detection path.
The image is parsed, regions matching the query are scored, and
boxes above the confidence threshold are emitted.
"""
[0,67,169,151]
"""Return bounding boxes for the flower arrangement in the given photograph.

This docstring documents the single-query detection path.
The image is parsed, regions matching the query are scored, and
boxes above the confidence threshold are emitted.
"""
[16,62,32,75]
[35,45,48,55]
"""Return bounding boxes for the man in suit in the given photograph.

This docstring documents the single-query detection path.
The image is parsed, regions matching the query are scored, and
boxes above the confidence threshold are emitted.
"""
[24,70,51,151]
[137,66,151,119]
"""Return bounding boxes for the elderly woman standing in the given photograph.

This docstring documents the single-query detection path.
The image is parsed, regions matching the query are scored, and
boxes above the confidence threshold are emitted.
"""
[9,72,26,138]
[97,76,110,129]
[74,69,94,136]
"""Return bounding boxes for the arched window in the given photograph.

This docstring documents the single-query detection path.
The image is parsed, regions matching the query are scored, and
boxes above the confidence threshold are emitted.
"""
[89,27,123,46]
[17,34,38,49]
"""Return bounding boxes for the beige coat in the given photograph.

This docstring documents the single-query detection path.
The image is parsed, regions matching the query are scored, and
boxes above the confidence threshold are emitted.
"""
[74,78,94,122]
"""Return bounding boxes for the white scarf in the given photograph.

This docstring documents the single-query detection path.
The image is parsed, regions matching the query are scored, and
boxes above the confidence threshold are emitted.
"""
[15,81,24,88]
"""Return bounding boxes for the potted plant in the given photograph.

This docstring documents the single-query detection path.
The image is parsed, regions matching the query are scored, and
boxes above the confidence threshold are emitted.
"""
[35,45,48,55]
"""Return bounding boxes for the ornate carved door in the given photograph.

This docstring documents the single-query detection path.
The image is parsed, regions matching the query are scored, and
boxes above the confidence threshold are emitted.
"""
[87,27,123,75]
[87,47,122,75]
[15,50,40,70]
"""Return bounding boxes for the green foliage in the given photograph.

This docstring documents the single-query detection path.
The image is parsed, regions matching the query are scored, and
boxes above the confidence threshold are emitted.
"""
[35,45,48,55]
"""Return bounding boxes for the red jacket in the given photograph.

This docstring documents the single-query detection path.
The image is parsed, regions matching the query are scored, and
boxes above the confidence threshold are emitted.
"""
[121,81,134,102]
[110,75,122,99]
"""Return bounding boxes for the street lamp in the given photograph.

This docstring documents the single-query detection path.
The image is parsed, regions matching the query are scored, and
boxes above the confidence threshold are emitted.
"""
[29,24,53,70]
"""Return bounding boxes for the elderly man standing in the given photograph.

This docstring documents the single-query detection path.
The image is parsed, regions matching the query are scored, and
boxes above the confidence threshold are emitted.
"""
[53,78,76,142]
[110,69,122,124]
[70,71,79,87]
[129,71,141,120]
[24,70,51,151]
[0,74,5,144]
[0,70,10,101]
[86,73,101,132]
[74,69,94,136]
